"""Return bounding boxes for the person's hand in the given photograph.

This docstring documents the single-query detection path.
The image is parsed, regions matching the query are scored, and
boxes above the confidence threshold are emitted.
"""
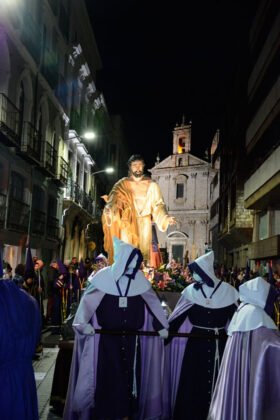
[27,278,33,284]
[158,328,169,339]
[38,286,42,293]
[167,216,176,225]
[83,324,95,336]
[59,274,64,280]
[70,284,73,290]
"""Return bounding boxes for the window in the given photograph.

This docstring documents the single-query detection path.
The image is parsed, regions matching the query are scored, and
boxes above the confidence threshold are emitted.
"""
[178,158,183,166]
[258,212,268,240]
[176,183,184,199]
[11,172,24,202]
[47,196,57,217]
[32,186,44,211]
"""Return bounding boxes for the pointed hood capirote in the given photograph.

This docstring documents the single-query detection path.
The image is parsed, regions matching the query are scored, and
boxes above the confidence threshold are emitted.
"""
[188,251,217,286]
[88,237,150,296]
[228,277,278,335]
[182,250,238,308]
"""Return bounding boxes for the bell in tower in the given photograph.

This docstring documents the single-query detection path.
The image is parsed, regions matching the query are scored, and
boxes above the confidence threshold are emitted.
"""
[172,116,192,155]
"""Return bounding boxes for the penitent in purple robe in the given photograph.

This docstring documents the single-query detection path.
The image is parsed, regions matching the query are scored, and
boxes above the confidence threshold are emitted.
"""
[208,277,280,420]
[63,237,169,420]
[0,280,41,420]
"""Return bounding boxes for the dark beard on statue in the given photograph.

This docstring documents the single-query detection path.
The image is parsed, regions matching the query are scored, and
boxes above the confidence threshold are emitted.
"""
[131,170,144,178]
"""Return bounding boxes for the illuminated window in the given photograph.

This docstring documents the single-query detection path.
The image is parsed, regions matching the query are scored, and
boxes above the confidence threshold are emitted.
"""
[178,137,186,154]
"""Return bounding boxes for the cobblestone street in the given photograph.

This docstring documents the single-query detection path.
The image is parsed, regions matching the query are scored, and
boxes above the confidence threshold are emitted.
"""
[33,344,60,419]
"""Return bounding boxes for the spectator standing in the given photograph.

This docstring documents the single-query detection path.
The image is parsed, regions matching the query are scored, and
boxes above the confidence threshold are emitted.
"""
[46,261,59,323]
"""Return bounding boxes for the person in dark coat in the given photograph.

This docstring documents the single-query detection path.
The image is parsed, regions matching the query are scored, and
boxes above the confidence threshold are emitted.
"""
[65,262,81,317]
[163,251,238,420]
[46,261,59,323]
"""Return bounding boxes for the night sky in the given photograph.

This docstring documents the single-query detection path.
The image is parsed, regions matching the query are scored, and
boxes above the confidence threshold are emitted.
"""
[85,0,258,169]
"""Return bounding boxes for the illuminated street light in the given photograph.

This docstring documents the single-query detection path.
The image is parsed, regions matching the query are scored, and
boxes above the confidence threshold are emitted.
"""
[92,167,114,175]
[83,131,96,140]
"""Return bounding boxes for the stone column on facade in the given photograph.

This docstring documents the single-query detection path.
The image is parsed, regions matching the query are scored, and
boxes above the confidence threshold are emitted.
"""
[64,218,73,260]
[79,229,86,259]
[73,224,80,258]
[188,219,196,260]
[191,172,197,209]
[72,146,78,182]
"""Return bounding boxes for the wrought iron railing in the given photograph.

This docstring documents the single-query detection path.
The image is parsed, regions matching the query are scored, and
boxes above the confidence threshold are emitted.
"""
[57,156,68,185]
[45,142,58,175]
[7,197,30,232]
[0,93,21,145]
[21,121,42,162]
[65,180,94,215]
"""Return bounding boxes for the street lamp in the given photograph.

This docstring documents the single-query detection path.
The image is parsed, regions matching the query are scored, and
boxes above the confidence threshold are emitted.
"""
[69,131,96,141]
[83,132,96,140]
[92,167,114,175]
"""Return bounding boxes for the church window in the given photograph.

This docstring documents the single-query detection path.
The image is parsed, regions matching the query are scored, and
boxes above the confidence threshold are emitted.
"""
[178,137,186,154]
[176,183,184,198]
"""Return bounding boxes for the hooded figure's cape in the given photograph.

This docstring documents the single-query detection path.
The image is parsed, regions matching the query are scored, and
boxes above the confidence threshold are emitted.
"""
[162,251,238,419]
[208,277,280,420]
[63,238,168,420]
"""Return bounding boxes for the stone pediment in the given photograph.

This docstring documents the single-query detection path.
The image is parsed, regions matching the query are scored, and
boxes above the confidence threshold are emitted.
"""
[149,152,208,172]
[149,155,173,171]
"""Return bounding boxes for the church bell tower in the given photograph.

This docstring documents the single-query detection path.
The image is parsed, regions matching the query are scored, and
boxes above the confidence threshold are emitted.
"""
[172,116,192,155]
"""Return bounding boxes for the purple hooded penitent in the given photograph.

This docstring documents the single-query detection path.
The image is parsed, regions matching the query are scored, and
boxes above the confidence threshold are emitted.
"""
[57,254,68,276]
[163,251,238,420]
[63,238,168,420]
[208,277,280,420]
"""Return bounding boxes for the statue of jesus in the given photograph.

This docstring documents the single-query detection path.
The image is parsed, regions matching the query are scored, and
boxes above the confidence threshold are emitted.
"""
[102,154,176,264]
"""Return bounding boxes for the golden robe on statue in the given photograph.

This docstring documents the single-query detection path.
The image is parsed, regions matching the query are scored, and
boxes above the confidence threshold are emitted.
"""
[102,178,169,264]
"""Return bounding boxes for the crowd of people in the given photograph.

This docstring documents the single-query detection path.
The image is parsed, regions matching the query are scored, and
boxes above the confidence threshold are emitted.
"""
[1,252,109,340]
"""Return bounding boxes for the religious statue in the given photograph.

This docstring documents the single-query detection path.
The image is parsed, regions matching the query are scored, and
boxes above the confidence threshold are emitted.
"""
[102,154,176,264]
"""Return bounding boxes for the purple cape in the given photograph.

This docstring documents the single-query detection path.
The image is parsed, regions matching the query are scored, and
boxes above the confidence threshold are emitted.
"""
[63,287,168,420]
[162,296,194,419]
[208,327,280,420]
[0,280,41,419]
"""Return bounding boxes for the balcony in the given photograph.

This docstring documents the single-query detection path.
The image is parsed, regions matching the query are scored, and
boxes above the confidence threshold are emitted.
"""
[0,93,21,146]
[65,180,94,216]
[0,193,6,229]
[20,11,41,63]
[46,216,59,240]
[248,235,280,260]
[44,142,58,177]
[31,209,46,236]
[20,121,42,163]
[55,156,68,186]
[7,198,30,232]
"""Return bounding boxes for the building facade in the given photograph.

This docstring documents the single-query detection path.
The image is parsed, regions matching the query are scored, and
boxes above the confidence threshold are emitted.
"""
[243,0,280,272]
[0,0,122,270]
[149,120,216,264]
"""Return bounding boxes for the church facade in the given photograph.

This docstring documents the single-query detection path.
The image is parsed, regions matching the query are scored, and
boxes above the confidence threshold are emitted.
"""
[149,120,217,264]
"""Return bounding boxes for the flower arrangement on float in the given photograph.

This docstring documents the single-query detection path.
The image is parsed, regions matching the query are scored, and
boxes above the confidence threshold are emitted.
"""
[143,261,193,293]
